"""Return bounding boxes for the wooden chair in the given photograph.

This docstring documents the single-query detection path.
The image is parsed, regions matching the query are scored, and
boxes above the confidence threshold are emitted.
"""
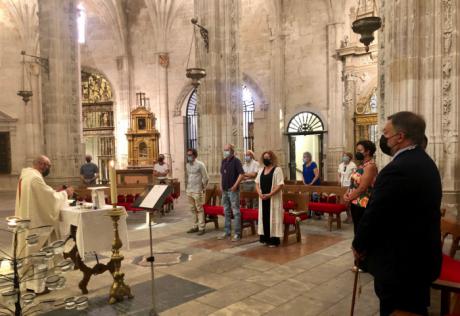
[203,186,220,229]
[239,191,258,235]
[441,214,460,258]
[282,192,309,244]
[432,254,460,316]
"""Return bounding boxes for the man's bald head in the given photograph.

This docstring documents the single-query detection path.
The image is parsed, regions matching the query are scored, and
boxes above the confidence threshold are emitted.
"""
[33,155,51,176]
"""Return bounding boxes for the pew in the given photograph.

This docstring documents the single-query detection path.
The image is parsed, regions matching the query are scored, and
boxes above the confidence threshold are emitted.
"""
[282,185,348,231]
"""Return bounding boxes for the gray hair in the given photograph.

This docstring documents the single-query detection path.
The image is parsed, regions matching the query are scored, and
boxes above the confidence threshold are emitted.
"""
[388,111,426,145]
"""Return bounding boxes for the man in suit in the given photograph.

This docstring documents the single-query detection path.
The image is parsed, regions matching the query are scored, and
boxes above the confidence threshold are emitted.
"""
[352,111,442,316]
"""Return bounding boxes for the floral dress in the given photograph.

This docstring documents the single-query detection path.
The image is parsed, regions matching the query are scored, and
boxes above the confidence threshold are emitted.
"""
[349,160,376,208]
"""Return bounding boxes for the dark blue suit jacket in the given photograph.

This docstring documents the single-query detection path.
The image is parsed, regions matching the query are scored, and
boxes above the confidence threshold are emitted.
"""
[352,146,442,285]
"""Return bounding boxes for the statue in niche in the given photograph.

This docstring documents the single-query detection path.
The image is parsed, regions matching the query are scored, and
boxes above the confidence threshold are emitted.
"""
[101,112,109,127]
[139,142,148,158]
[443,32,452,54]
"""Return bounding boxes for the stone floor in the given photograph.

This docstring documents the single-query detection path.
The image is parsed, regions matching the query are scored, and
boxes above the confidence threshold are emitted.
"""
[0,191,452,315]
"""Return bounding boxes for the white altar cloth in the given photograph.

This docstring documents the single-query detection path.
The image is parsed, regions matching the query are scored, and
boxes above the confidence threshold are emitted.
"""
[59,205,129,261]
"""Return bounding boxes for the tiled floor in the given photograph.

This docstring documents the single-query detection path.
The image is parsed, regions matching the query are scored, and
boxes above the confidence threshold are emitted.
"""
[0,191,450,315]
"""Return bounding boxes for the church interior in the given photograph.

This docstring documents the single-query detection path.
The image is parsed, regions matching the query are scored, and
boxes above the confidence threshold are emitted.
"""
[0,0,460,315]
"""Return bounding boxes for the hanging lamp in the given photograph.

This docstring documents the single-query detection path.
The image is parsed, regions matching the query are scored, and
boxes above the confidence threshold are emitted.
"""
[17,51,33,104]
[185,18,208,87]
[351,0,382,52]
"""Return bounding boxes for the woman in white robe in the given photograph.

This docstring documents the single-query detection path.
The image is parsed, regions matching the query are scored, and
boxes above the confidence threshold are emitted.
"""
[255,151,284,247]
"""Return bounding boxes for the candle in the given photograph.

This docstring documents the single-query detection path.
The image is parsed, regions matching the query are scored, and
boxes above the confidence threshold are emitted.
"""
[109,160,117,205]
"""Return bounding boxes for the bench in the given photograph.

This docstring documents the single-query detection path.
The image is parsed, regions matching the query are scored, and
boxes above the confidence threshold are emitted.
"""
[203,187,309,242]
[283,185,348,231]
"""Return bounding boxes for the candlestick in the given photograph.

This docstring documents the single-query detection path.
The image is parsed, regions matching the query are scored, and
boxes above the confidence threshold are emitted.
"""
[109,160,117,205]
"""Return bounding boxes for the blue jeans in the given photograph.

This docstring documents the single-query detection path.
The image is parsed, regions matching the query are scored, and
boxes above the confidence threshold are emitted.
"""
[222,190,241,236]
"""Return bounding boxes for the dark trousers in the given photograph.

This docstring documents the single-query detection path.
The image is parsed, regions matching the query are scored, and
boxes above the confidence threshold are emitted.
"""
[259,199,280,246]
[350,203,366,235]
[374,280,430,316]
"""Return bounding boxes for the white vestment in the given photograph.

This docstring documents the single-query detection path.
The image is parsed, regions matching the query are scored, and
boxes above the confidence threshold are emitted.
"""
[15,168,67,240]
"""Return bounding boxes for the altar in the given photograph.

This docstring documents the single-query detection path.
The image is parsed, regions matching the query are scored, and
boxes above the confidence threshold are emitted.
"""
[60,205,129,261]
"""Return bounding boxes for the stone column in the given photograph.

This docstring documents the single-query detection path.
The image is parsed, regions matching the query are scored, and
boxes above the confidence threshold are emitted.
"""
[326,21,345,181]
[157,52,172,173]
[115,55,132,168]
[195,0,242,183]
[379,0,460,207]
[268,0,287,170]
[38,0,84,186]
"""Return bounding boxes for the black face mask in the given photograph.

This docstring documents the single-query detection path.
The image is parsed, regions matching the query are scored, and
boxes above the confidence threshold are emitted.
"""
[42,168,50,177]
[354,152,365,161]
[379,135,393,156]
[263,159,272,166]
[86,159,91,163]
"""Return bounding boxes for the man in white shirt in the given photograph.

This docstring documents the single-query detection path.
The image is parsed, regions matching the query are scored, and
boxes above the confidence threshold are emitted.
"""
[153,154,170,183]
[337,152,356,223]
[185,148,209,235]
[241,150,260,208]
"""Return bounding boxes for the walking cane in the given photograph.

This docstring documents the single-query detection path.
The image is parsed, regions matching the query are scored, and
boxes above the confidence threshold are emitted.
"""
[350,261,360,316]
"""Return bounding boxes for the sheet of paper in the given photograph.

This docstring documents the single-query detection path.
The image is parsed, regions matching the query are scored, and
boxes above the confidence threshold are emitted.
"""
[140,185,169,209]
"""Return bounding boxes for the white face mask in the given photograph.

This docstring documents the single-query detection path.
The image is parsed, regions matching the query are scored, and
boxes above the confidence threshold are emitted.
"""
[223,150,231,159]
[245,155,251,162]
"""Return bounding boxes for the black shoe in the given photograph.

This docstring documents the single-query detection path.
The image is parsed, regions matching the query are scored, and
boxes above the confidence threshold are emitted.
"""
[197,230,205,236]
[187,227,199,233]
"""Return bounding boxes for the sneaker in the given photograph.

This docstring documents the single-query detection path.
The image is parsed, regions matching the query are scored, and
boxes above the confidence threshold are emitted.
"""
[268,244,278,248]
[197,230,205,236]
[217,233,230,240]
[231,234,241,242]
[187,227,199,233]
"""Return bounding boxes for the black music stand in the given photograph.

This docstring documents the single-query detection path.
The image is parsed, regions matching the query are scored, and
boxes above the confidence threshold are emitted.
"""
[136,184,172,316]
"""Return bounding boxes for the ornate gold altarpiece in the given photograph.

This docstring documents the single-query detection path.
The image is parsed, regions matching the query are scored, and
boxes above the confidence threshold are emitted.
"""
[126,107,160,168]
[81,70,115,183]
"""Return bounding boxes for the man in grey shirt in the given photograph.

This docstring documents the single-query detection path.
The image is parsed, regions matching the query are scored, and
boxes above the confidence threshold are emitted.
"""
[80,155,99,186]
[186,148,209,235]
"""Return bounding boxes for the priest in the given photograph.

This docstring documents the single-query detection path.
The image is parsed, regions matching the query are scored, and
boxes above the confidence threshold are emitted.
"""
[15,155,73,243]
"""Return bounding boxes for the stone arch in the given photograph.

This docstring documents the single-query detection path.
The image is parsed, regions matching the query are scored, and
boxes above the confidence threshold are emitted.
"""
[174,83,195,116]
[242,73,268,111]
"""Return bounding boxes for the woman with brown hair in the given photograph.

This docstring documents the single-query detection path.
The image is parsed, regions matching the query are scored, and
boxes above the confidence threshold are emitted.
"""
[255,150,285,247]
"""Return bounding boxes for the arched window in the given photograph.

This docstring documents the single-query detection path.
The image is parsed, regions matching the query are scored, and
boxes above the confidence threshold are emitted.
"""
[242,85,255,151]
[77,4,86,44]
[186,89,198,149]
[287,112,324,134]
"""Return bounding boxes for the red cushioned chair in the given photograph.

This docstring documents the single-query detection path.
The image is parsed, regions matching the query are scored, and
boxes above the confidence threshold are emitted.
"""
[126,194,134,203]
[239,191,259,236]
[282,193,309,244]
[432,254,460,316]
[117,194,126,203]
[308,193,347,231]
[203,186,221,230]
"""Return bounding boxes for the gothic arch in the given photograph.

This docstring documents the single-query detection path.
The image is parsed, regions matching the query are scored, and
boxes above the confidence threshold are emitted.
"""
[174,83,195,116]
[242,73,268,111]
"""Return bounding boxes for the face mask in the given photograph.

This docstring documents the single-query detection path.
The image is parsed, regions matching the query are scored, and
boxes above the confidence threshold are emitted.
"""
[86,158,91,163]
[42,168,50,177]
[158,158,164,163]
[245,156,251,162]
[354,152,365,161]
[379,134,394,156]
[223,151,231,159]
[342,156,350,163]
[187,156,193,163]
[303,158,308,164]
[263,158,271,166]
